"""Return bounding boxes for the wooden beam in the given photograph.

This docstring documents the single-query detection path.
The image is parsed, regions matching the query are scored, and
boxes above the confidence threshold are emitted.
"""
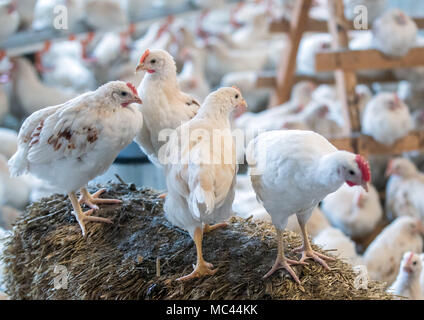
[327,0,359,133]
[329,131,424,155]
[270,0,313,106]
[316,47,424,72]
[270,17,424,33]
[256,71,400,88]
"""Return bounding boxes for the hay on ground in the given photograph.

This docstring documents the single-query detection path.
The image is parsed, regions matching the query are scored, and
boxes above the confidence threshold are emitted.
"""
[1,183,392,300]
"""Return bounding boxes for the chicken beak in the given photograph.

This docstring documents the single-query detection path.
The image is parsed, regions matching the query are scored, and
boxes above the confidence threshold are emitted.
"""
[132,96,142,105]
[135,63,147,73]
[361,181,369,192]
[234,99,247,118]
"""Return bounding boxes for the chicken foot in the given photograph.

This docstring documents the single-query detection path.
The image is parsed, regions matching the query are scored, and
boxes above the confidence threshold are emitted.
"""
[294,220,335,270]
[69,191,113,237]
[176,227,218,281]
[263,229,305,283]
[79,187,122,210]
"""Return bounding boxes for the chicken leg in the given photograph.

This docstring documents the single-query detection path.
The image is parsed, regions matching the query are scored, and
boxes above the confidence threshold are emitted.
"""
[264,229,305,284]
[79,187,122,210]
[176,227,217,281]
[69,191,113,237]
[203,222,228,234]
[294,216,335,270]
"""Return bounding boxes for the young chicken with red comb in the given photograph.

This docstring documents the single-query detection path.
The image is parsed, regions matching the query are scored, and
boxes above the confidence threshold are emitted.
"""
[388,252,423,300]
[8,81,143,236]
[134,49,200,166]
[246,130,371,283]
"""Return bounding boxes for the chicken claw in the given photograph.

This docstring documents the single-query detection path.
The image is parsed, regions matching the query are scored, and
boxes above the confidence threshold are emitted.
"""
[176,260,218,281]
[79,187,122,210]
[263,257,305,284]
[294,246,335,270]
[69,191,113,237]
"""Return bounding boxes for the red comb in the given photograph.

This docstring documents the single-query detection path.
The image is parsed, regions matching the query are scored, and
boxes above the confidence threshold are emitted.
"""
[356,154,371,182]
[126,82,138,95]
[140,49,150,64]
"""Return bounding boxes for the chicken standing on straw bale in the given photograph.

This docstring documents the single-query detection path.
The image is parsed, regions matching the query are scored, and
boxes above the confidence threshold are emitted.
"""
[8,81,143,236]
[163,87,246,281]
[134,49,200,167]
[246,130,371,283]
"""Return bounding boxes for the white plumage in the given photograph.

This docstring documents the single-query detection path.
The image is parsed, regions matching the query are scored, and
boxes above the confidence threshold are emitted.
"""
[362,92,412,146]
[178,47,210,103]
[385,157,424,222]
[363,216,424,285]
[134,49,200,166]
[12,58,78,116]
[163,87,245,281]
[0,154,31,210]
[8,81,143,236]
[321,183,383,240]
[246,130,371,282]
[372,9,418,57]
[388,252,423,300]
[84,0,128,31]
[0,0,19,40]
[0,128,17,160]
[313,227,363,267]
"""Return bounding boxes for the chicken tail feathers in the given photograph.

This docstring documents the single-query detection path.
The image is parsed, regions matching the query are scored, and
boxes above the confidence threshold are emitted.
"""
[190,185,215,219]
[8,149,28,177]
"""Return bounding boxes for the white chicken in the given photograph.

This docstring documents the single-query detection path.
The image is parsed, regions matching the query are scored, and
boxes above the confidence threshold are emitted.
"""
[91,32,123,68]
[11,57,77,116]
[297,34,333,80]
[0,0,19,40]
[42,56,97,92]
[388,252,423,300]
[0,86,9,124]
[205,38,268,86]
[163,87,246,281]
[134,49,200,166]
[286,207,331,239]
[385,157,424,222]
[220,70,272,113]
[0,154,31,210]
[177,47,210,103]
[372,9,418,57]
[421,253,424,297]
[362,92,412,146]
[321,183,383,240]
[32,0,84,31]
[313,227,363,266]
[246,130,371,282]
[8,81,143,236]
[84,0,128,31]
[0,128,17,159]
[363,216,424,285]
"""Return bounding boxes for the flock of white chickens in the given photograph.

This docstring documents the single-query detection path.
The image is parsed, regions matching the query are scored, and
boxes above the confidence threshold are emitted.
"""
[0,0,424,299]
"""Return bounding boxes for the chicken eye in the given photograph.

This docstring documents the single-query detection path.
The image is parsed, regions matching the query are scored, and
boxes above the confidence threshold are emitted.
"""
[150,59,156,64]
[121,91,128,96]
[349,170,355,175]
[413,261,417,265]
[235,94,239,99]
